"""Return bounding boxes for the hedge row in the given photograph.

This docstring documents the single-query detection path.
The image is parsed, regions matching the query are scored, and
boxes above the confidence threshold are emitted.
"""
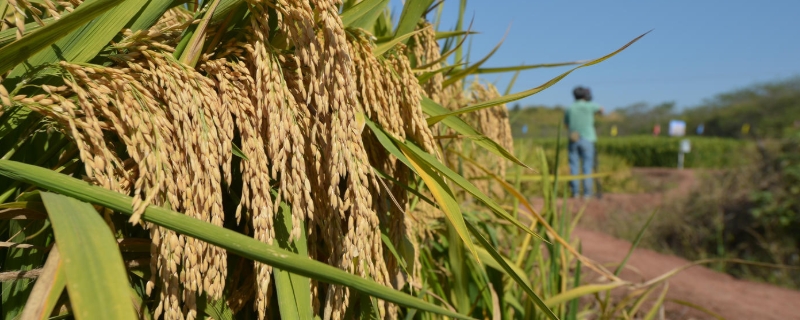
[524,136,752,168]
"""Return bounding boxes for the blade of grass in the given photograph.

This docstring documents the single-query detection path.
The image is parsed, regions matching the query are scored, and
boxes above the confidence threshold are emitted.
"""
[543,283,625,308]
[448,218,470,314]
[667,299,724,320]
[365,118,478,261]
[401,144,479,262]
[614,209,658,276]
[341,0,389,30]
[372,166,435,206]
[466,221,559,320]
[5,0,150,79]
[40,192,138,320]
[476,246,530,288]
[0,159,469,319]
[435,30,478,40]
[642,283,669,320]
[0,0,127,75]
[504,70,521,96]
[426,31,651,125]
[375,27,427,56]
[273,193,312,320]
[625,285,657,318]
[393,0,435,45]
[441,26,508,87]
[421,97,530,169]
[19,245,66,320]
[175,0,222,67]
[397,139,543,242]
[566,242,582,320]
[476,60,587,74]
[453,149,620,282]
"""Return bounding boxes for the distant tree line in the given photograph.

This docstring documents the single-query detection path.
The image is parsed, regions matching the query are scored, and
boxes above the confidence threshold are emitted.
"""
[510,76,800,139]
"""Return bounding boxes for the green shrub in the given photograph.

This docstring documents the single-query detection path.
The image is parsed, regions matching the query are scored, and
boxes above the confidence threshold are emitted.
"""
[522,136,752,168]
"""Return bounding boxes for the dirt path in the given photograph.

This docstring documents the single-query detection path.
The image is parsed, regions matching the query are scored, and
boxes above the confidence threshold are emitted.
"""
[527,168,800,319]
[574,227,800,320]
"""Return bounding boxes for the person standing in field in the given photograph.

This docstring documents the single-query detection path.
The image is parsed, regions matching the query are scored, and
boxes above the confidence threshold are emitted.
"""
[564,86,604,198]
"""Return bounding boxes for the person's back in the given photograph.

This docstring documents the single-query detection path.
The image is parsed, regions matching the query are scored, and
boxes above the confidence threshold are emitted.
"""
[564,100,601,142]
[564,86,603,198]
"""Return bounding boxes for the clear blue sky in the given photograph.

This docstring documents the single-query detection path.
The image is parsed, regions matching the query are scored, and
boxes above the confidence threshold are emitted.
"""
[396,0,800,110]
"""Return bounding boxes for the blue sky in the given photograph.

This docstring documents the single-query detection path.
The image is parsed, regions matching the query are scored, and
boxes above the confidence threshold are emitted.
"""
[397,0,800,110]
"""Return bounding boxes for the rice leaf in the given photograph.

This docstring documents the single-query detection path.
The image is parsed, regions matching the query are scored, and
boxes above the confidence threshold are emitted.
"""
[393,0,434,45]
[400,144,479,262]
[273,194,312,320]
[442,29,506,87]
[397,140,542,241]
[466,221,558,320]
[0,18,54,48]
[426,31,651,125]
[435,30,478,40]
[176,0,222,67]
[19,245,66,320]
[476,247,530,288]
[543,283,625,308]
[364,118,478,262]
[40,192,138,320]
[341,0,389,30]
[4,0,150,79]
[614,209,658,276]
[0,159,470,320]
[642,283,669,320]
[476,60,586,74]
[375,27,427,56]
[420,96,529,169]
[667,299,725,320]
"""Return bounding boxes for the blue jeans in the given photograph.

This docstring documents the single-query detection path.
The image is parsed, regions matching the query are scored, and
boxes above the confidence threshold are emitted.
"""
[568,139,595,197]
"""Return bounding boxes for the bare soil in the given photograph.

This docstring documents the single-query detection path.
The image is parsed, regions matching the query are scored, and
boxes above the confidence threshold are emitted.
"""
[527,168,800,320]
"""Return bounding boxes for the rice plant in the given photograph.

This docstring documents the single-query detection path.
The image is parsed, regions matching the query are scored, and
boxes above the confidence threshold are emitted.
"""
[0,1,688,319]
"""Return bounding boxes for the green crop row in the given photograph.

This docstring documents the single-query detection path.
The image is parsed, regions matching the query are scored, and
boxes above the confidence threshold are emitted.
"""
[521,136,752,168]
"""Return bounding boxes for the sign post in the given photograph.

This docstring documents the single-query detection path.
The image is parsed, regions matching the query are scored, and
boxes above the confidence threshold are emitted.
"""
[678,139,691,169]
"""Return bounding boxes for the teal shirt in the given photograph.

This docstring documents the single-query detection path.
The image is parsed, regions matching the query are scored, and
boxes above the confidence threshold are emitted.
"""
[564,100,600,142]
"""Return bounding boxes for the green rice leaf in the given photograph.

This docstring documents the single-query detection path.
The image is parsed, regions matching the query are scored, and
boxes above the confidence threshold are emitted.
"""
[0,0,127,75]
[426,31,651,125]
[40,192,138,320]
[466,222,558,320]
[341,0,389,30]
[397,139,541,241]
[273,192,313,320]
[435,30,478,40]
[364,118,479,262]
[643,283,669,320]
[614,209,658,276]
[375,27,427,56]
[475,60,586,74]
[0,159,470,320]
[442,30,506,87]
[5,0,151,79]
[393,0,434,45]
[543,283,625,308]
[176,0,222,67]
[420,96,529,169]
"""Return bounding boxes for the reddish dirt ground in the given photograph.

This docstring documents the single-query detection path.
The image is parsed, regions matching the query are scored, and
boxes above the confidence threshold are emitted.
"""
[527,168,800,320]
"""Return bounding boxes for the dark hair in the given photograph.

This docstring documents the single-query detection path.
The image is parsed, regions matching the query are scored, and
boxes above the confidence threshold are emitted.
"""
[573,86,592,101]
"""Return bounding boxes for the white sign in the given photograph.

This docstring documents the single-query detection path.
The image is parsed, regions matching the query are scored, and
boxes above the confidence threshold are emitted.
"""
[680,139,691,153]
[669,120,686,137]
